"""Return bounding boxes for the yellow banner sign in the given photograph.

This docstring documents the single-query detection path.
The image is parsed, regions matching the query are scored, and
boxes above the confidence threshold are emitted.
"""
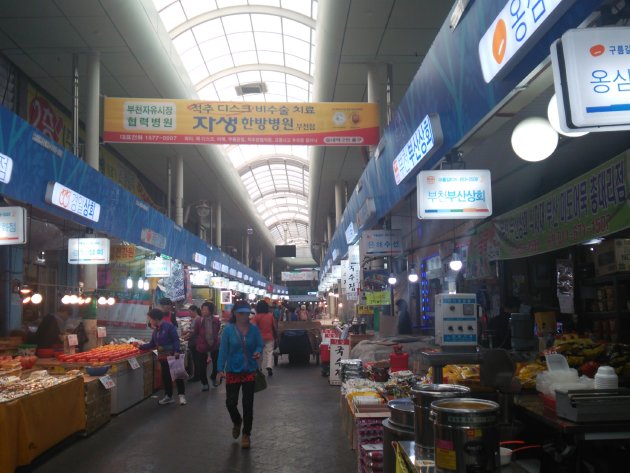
[104,98,379,146]
[356,305,374,316]
[365,291,391,306]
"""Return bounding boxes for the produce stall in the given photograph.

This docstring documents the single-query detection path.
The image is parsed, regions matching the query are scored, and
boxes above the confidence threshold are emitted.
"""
[0,373,85,473]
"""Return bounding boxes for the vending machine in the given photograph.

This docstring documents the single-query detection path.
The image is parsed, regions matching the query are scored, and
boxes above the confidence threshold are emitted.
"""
[434,293,478,349]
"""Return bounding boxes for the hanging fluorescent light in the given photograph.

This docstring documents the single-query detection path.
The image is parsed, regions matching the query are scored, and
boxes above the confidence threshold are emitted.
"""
[388,273,398,285]
[449,253,463,271]
[22,296,31,304]
[408,266,419,283]
[19,284,32,295]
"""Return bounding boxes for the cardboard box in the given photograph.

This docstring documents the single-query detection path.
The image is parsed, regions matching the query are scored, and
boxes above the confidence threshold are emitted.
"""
[595,239,630,276]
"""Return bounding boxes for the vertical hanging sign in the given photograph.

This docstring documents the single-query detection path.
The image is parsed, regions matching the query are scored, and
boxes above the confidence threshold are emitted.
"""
[329,338,350,386]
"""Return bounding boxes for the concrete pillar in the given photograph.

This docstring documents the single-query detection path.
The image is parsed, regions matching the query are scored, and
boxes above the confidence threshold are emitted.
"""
[174,154,184,226]
[214,202,222,248]
[335,182,344,227]
[245,233,250,267]
[85,51,100,170]
[327,214,333,242]
[84,51,100,348]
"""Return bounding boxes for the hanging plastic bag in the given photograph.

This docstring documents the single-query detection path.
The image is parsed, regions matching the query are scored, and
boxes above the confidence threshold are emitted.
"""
[167,355,188,380]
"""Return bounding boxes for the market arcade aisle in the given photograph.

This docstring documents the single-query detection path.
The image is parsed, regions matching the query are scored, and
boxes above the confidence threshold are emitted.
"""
[26,361,356,473]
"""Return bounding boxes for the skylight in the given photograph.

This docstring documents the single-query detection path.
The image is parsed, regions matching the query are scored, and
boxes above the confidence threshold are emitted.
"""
[153,0,317,249]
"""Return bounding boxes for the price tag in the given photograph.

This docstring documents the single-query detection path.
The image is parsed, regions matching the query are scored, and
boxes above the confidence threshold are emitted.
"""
[67,334,78,346]
[97,326,107,338]
[128,357,140,370]
[99,375,115,390]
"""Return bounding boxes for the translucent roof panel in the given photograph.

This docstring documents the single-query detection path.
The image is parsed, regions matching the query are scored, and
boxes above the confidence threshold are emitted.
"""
[153,0,318,249]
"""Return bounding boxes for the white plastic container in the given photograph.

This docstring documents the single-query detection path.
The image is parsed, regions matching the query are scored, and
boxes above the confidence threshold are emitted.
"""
[594,365,618,389]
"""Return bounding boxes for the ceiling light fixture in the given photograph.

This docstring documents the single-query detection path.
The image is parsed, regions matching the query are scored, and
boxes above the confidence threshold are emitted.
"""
[388,273,398,285]
[547,94,588,138]
[511,117,558,162]
[449,253,463,271]
[408,265,419,283]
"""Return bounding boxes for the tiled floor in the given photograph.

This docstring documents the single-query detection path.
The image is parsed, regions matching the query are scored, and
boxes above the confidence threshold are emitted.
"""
[25,359,357,473]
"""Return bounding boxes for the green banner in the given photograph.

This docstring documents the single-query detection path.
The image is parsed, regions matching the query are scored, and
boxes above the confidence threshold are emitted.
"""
[493,153,629,259]
[365,291,391,306]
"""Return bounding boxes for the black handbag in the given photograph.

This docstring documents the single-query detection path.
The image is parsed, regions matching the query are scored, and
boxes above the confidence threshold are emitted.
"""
[254,369,267,392]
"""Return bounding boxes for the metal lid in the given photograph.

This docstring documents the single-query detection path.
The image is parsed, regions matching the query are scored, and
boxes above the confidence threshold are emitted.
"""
[411,383,471,398]
[387,397,415,413]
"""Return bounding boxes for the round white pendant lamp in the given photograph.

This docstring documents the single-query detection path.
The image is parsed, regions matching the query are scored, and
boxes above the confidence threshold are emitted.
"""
[511,117,558,162]
[547,95,588,138]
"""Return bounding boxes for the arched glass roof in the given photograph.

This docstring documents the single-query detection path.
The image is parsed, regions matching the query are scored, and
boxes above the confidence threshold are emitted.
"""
[153,0,317,248]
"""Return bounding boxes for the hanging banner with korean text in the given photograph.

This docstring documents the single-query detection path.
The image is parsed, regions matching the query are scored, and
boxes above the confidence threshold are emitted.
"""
[329,338,350,386]
[359,229,403,257]
[493,152,630,259]
[103,98,379,146]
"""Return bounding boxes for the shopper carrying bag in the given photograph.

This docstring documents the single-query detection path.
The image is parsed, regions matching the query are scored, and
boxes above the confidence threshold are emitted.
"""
[135,308,187,406]
[216,300,264,449]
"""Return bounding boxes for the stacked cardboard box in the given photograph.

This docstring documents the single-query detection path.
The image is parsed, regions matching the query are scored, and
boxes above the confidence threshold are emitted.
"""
[595,239,630,276]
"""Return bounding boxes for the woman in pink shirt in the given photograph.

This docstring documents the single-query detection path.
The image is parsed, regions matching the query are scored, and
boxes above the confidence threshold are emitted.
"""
[251,300,277,376]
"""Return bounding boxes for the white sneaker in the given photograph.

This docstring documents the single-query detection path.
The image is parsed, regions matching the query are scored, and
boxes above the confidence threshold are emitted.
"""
[179,395,187,405]
[158,395,174,405]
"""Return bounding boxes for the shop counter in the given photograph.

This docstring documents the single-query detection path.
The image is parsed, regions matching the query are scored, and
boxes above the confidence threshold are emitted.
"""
[0,376,85,473]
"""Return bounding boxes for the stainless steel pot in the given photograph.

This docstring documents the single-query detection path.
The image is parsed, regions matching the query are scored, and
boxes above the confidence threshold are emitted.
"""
[411,383,470,457]
[430,398,500,473]
[387,397,415,429]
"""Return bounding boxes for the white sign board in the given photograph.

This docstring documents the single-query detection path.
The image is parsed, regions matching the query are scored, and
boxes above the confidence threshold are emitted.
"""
[329,338,350,386]
[0,206,26,245]
[144,258,172,277]
[97,326,107,338]
[551,27,630,131]
[345,244,360,301]
[193,252,207,266]
[345,221,358,245]
[281,271,318,282]
[45,181,101,222]
[359,229,403,257]
[190,270,211,287]
[0,152,14,184]
[68,238,110,264]
[417,170,492,219]
[392,114,443,185]
[479,0,573,83]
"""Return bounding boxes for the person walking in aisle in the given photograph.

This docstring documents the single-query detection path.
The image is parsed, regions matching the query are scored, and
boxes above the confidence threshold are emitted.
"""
[184,305,201,382]
[251,299,277,377]
[191,301,220,391]
[137,308,186,406]
[216,300,264,449]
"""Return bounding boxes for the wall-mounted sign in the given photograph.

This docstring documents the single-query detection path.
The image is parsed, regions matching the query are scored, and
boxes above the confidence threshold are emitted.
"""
[551,27,630,132]
[365,290,391,306]
[417,170,492,219]
[210,276,227,288]
[193,252,207,266]
[281,270,318,282]
[221,264,229,274]
[104,98,379,146]
[345,221,359,245]
[237,271,243,279]
[111,244,136,261]
[45,181,101,222]
[479,0,574,83]
[68,238,110,264]
[190,270,211,286]
[392,114,443,185]
[220,290,232,305]
[360,229,403,257]
[0,206,26,245]
[145,258,172,277]
[228,268,237,277]
[0,152,14,184]
[211,261,221,271]
[140,228,166,249]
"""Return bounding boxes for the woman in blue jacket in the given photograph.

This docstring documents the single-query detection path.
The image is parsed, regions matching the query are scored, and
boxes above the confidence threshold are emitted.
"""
[216,300,264,449]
